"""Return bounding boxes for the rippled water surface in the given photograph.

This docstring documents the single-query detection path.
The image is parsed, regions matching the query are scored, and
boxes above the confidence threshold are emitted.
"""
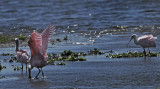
[1,0,160,89]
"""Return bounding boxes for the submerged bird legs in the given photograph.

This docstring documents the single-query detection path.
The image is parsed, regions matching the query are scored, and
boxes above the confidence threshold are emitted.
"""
[35,68,44,79]
[21,63,28,71]
[28,66,44,79]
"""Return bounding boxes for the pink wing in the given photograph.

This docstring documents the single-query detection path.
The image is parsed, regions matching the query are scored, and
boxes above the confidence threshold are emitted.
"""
[138,35,157,41]
[28,31,43,56]
[41,25,55,56]
[16,50,29,63]
[138,35,156,48]
[21,53,29,63]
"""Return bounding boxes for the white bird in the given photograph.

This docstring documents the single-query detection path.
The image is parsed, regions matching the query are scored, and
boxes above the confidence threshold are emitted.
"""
[15,38,30,71]
[28,25,55,79]
[127,34,157,55]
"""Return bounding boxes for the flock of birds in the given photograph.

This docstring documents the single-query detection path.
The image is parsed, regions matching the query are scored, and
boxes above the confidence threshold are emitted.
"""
[14,24,157,79]
[15,24,55,79]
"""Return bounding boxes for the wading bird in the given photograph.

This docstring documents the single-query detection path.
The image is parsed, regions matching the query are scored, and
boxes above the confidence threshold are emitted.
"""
[15,38,30,71]
[127,34,157,55]
[28,25,55,79]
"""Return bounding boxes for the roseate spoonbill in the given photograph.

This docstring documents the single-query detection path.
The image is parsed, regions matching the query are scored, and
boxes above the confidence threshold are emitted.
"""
[15,38,30,71]
[28,25,55,79]
[127,34,157,55]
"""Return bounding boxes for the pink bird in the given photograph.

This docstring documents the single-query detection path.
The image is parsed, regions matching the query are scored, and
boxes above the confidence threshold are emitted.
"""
[28,25,55,79]
[127,34,157,55]
[15,38,30,71]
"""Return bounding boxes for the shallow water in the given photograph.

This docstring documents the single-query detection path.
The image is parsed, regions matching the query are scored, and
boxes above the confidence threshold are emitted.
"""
[1,53,160,89]
[1,0,160,89]
[1,46,160,89]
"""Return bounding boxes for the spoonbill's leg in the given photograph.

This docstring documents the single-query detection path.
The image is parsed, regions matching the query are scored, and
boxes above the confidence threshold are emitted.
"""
[35,68,41,79]
[26,63,28,73]
[28,66,33,79]
[148,47,150,54]
[41,68,44,78]
[21,63,23,71]
[143,48,146,56]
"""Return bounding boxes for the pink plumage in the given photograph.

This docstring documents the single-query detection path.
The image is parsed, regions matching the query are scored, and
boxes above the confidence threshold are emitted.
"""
[138,35,157,48]
[15,38,30,71]
[41,25,55,56]
[28,24,55,79]
[16,50,29,63]
[127,34,157,56]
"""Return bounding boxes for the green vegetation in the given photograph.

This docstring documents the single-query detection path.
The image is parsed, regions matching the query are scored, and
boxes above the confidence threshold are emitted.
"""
[61,50,75,57]
[13,66,22,71]
[78,52,87,56]
[60,50,87,61]
[47,50,87,65]
[47,49,106,64]
[78,57,87,61]
[63,35,68,41]
[56,62,66,65]
[10,57,17,60]
[1,53,14,56]
[10,57,18,62]
[0,34,27,43]
[0,48,104,67]
[9,59,14,63]
[0,63,6,70]
[108,51,159,58]
[88,48,105,55]
[0,35,14,43]
[56,39,61,42]
[17,34,27,41]
[1,53,17,63]
[0,63,3,70]
[47,58,55,65]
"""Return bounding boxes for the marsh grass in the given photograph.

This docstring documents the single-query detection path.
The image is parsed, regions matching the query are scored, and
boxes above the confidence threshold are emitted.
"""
[47,50,87,64]
[0,63,2,70]
[88,48,105,55]
[1,53,14,56]
[47,48,105,64]
[63,35,68,41]
[13,66,22,71]
[56,62,66,65]
[108,51,159,58]
[17,34,27,41]
[0,35,14,43]
[0,34,27,43]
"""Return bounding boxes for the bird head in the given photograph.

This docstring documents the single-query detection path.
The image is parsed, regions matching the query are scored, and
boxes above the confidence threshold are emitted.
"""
[127,34,137,47]
[131,34,137,39]
[15,38,19,51]
[15,38,19,44]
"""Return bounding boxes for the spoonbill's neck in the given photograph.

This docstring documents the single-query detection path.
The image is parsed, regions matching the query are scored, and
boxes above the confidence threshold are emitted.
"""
[15,40,19,51]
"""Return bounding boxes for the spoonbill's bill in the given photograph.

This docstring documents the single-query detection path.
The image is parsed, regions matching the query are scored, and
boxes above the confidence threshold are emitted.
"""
[15,38,30,71]
[127,34,157,55]
[28,25,55,79]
